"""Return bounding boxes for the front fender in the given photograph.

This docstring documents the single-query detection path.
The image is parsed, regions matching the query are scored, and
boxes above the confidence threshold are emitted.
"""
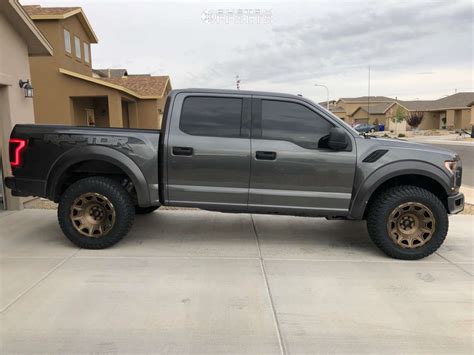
[349,160,451,219]
[46,145,151,207]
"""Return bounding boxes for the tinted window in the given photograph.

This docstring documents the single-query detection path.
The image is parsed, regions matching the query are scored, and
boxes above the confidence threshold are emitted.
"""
[180,97,243,137]
[261,100,333,149]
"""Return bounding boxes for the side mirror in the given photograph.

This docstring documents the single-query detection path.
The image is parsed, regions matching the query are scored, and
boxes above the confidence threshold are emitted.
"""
[328,127,348,150]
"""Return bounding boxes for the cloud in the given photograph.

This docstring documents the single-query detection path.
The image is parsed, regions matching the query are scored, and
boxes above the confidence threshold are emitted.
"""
[195,0,473,88]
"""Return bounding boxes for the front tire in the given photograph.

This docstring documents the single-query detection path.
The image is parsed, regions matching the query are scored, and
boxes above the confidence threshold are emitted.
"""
[58,176,135,249]
[367,185,448,260]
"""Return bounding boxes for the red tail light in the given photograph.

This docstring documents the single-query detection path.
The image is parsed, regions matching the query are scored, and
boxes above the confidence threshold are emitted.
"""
[9,138,27,168]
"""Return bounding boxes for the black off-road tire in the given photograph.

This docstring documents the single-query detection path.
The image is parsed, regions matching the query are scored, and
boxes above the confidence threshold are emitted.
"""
[58,176,135,249]
[367,185,448,260]
[135,205,160,214]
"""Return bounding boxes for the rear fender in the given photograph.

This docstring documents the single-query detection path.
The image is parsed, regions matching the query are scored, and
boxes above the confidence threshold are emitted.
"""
[46,145,151,207]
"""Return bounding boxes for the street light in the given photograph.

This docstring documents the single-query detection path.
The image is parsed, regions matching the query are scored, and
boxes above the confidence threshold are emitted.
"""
[314,84,329,110]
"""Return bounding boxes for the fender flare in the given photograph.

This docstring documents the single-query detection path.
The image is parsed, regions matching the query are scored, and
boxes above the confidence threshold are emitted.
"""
[349,161,451,219]
[46,145,151,206]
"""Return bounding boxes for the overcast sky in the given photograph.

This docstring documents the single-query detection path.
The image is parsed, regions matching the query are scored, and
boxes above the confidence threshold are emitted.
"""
[22,0,473,102]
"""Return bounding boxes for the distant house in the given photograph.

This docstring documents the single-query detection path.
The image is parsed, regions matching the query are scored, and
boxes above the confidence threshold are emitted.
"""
[24,5,171,129]
[329,93,474,131]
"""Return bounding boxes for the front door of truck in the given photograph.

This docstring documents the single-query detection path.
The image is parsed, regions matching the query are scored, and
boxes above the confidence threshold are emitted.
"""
[248,97,356,215]
[166,93,251,209]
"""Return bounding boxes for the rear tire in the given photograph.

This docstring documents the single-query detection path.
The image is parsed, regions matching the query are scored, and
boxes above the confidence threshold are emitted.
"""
[367,185,448,260]
[135,205,160,214]
[58,176,135,249]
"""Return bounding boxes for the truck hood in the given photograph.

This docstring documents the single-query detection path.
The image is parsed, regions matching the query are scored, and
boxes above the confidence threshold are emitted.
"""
[374,138,458,160]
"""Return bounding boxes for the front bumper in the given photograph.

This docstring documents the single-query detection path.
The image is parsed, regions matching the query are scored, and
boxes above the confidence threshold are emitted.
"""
[447,192,464,214]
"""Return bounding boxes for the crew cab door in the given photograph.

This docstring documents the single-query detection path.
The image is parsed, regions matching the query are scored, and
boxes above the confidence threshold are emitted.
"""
[248,97,356,215]
[165,93,251,209]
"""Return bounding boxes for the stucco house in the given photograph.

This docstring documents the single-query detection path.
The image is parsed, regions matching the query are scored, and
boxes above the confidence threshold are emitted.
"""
[330,93,474,131]
[24,5,171,129]
[0,0,53,210]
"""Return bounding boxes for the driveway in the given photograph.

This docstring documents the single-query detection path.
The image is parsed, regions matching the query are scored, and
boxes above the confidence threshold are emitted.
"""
[0,209,472,354]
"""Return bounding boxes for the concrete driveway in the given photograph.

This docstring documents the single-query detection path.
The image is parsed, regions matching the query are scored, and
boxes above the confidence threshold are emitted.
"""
[0,209,472,354]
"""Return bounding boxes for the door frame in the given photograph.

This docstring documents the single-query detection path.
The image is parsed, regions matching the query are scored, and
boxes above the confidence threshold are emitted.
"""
[163,92,252,210]
[247,95,357,216]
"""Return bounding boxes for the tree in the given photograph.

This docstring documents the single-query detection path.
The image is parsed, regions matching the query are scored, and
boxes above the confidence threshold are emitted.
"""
[392,106,408,124]
[390,106,408,134]
[406,111,424,129]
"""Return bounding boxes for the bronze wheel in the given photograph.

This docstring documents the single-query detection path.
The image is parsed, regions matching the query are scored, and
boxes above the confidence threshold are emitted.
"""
[387,202,436,249]
[70,192,116,238]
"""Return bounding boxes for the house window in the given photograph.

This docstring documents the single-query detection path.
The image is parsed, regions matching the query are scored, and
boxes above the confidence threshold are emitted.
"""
[83,43,90,63]
[74,36,81,59]
[64,29,71,53]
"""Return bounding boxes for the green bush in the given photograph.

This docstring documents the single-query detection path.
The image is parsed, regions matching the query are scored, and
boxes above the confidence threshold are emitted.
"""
[398,133,406,137]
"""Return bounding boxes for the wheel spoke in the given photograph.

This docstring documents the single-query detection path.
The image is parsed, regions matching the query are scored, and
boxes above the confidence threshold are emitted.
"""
[387,201,436,249]
[70,192,116,239]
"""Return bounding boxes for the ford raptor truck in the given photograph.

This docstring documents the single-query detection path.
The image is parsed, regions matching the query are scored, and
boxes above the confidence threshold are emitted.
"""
[5,89,464,259]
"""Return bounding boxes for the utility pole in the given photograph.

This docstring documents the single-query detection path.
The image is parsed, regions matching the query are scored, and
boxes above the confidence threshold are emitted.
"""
[367,65,371,119]
[314,84,329,109]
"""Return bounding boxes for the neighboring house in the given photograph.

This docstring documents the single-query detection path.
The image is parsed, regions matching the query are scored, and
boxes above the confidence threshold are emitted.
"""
[400,93,474,130]
[0,0,53,210]
[330,96,397,124]
[329,93,474,131]
[24,5,171,129]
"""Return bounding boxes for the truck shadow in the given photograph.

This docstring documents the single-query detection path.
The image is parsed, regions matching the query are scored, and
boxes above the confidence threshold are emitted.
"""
[129,209,382,258]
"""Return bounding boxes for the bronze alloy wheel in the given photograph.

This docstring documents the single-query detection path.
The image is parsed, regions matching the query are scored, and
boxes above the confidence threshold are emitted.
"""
[387,202,436,249]
[70,192,116,237]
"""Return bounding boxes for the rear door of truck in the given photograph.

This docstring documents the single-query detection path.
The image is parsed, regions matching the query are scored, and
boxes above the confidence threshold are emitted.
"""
[164,92,251,210]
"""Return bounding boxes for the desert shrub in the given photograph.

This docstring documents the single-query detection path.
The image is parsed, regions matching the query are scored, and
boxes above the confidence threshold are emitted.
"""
[406,111,424,128]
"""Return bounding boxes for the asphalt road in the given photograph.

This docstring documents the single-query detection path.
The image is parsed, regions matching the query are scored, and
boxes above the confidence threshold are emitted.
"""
[428,143,474,187]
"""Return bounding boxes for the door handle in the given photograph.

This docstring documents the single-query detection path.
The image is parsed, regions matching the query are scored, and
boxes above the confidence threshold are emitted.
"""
[172,146,194,156]
[256,151,277,160]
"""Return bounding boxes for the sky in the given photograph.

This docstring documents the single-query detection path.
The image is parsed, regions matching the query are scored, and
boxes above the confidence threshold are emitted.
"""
[21,0,473,102]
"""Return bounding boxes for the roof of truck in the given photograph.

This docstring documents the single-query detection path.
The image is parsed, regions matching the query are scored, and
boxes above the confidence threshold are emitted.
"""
[171,88,306,100]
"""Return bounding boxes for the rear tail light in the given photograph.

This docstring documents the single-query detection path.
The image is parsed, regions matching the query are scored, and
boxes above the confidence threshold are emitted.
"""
[9,138,27,168]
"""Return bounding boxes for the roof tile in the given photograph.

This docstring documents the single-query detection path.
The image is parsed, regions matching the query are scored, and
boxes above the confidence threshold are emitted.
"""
[100,76,170,97]
[23,5,80,16]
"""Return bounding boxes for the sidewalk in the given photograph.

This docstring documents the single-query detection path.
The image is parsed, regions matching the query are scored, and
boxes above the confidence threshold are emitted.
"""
[1,209,472,354]
[461,186,474,205]
[407,133,474,146]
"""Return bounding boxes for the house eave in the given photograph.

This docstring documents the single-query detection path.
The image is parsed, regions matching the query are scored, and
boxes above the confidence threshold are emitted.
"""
[29,8,99,43]
[4,0,53,56]
[59,68,161,99]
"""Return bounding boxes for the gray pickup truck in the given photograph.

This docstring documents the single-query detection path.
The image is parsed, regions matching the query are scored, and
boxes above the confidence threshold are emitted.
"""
[6,89,464,259]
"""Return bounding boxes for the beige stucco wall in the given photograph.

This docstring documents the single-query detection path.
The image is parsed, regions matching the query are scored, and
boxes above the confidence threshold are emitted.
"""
[446,109,455,129]
[458,109,470,129]
[137,99,160,129]
[351,109,368,123]
[417,111,439,130]
[29,16,163,129]
[0,13,36,210]
[368,114,385,126]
